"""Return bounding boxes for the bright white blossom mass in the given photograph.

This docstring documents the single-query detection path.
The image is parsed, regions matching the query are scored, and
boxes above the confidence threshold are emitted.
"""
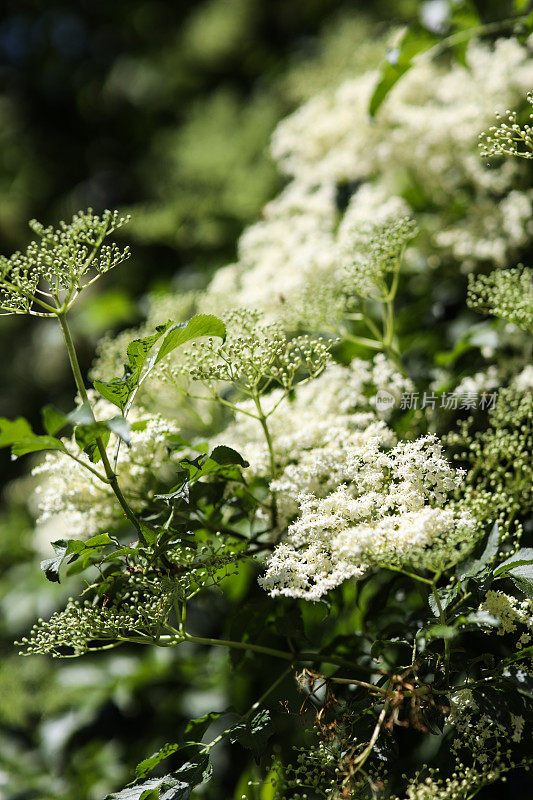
[260,433,476,600]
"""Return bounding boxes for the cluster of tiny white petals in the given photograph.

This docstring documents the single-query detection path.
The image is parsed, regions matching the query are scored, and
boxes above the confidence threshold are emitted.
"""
[480,590,533,648]
[453,366,500,397]
[261,433,476,599]
[214,355,411,490]
[32,396,180,540]
[192,37,533,320]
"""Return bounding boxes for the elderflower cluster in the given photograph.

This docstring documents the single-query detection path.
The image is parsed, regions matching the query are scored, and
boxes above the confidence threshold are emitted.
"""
[159,308,331,392]
[32,396,180,540]
[479,92,533,160]
[192,37,533,323]
[261,434,476,600]
[213,356,413,484]
[467,266,533,332]
[0,209,130,316]
[480,590,533,649]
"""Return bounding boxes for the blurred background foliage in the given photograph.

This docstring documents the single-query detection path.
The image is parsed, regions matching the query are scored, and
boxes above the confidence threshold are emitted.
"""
[0,1,529,798]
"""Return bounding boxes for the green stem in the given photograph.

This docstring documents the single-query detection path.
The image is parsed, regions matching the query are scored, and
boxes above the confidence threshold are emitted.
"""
[157,631,358,670]
[431,575,451,678]
[57,312,145,541]
[385,565,433,586]
[252,392,278,528]
[203,666,292,752]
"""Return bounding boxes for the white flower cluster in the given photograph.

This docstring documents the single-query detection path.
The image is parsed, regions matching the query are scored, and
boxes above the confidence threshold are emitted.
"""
[198,37,533,321]
[480,590,533,649]
[32,396,180,540]
[260,433,475,600]
[214,355,413,482]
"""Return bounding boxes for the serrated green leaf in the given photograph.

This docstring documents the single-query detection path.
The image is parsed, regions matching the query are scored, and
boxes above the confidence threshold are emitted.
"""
[229,709,273,763]
[106,778,164,800]
[11,435,66,457]
[92,379,132,412]
[493,549,533,598]
[418,624,457,641]
[94,321,173,411]
[462,610,499,627]
[154,314,226,365]
[135,743,180,780]
[111,748,211,800]
[508,567,533,599]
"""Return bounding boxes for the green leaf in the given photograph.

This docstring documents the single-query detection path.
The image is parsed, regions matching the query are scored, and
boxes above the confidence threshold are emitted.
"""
[209,445,249,468]
[83,532,116,549]
[135,743,180,781]
[462,610,499,628]
[74,422,110,462]
[0,417,33,446]
[419,624,457,641]
[0,417,66,458]
[92,380,132,413]
[184,711,224,742]
[369,26,437,117]
[493,548,533,598]
[110,748,211,800]
[229,709,274,763]
[154,314,226,365]
[94,321,173,412]
[457,523,500,581]
[41,534,118,581]
[41,405,69,436]
[508,567,533,599]
[494,548,533,576]
[40,540,69,583]
[106,779,164,800]
[11,435,66,457]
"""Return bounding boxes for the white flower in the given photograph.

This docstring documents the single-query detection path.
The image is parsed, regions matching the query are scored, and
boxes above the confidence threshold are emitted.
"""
[261,433,476,600]
[32,396,181,541]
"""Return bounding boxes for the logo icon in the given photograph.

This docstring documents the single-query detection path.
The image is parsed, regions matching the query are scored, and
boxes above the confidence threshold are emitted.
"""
[374,389,395,413]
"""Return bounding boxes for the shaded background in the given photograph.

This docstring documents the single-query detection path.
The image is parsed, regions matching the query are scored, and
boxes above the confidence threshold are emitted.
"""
[0,1,529,798]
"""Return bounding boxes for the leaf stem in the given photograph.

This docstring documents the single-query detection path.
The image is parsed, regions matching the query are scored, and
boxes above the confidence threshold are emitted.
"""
[56,312,145,541]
